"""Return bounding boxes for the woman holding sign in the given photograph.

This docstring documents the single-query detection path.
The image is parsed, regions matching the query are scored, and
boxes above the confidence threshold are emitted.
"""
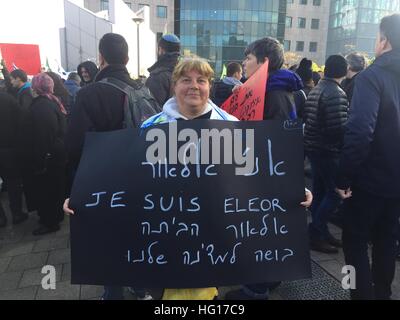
[141,56,237,300]
[64,56,312,300]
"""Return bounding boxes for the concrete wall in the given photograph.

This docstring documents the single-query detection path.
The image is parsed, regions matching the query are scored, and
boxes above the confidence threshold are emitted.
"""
[64,0,112,70]
[285,1,330,65]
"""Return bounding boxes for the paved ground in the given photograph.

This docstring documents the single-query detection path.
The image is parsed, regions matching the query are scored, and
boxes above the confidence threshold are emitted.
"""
[1,192,399,300]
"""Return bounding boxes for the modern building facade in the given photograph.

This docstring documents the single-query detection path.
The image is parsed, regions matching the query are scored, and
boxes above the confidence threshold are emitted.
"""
[284,0,330,65]
[85,0,175,38]
[327,0,400,58]
[174,0,287,74]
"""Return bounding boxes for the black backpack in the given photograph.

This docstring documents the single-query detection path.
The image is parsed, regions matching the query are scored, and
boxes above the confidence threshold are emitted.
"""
[99,77,161,128]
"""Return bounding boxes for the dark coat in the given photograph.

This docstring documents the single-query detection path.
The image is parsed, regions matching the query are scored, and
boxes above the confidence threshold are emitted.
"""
[264,70,303,120]
[211,80,234,107]
[341,72,359,105]
[146,52,180,106]
[336,50,400,198]
[17,86,34,112]
[304,78,349,155]
[66,64,143,170]
[0,92,21,177]
[22,96,67,173]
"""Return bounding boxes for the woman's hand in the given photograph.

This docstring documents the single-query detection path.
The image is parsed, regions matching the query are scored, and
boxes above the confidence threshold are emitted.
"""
[300,188,313,208]
[63,198,75,215]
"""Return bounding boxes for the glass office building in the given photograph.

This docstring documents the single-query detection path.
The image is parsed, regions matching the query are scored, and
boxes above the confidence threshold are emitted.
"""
[174,0,287,74]
[327,0,400,58]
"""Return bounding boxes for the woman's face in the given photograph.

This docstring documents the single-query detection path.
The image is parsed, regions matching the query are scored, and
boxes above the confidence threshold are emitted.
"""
[174,70,210,116]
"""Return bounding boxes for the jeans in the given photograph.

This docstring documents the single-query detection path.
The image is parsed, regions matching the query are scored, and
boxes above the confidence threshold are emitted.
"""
[307,152,342,240]
[342,187,400,300]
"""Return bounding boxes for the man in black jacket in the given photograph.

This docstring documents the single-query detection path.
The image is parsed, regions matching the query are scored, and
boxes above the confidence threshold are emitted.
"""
[336,14,400,300]
[9,69,33,111]
[304,55,349,254]
[66,33,155,301]
[211,62,243,107]
[146,34,180,106]
[67,33,153,170]
[0,92,28,227]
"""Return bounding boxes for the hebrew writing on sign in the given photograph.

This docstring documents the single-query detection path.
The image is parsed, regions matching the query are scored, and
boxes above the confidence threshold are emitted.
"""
[70,120,311,288]
[221,61,269,121]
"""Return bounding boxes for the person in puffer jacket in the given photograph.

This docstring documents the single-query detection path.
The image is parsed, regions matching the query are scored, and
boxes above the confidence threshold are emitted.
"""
[142,56,237,300]
[303,55,349,254]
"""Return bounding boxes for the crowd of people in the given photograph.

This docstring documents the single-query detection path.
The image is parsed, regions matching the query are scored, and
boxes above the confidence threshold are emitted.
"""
[1,13,400,300]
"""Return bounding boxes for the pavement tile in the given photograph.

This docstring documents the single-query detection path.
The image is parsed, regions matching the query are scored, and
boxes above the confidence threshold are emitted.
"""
[0,242,34,257]
[7,252,48,272]
[0,257,12,273]
[318,260,345,282]
[32,236,69,253]
[61,263,71,282]
[0,271,23,291]
[47,248,71,265]
[0,286,38,300]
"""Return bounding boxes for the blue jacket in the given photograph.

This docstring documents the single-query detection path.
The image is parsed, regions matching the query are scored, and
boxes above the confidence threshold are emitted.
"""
[336,50,400,198]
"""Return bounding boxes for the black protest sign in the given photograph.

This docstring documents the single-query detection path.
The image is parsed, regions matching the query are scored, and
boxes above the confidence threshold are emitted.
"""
[70,120,311,288]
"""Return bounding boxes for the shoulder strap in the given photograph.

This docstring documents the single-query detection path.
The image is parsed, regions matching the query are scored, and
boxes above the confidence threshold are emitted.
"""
[99,77,136,128]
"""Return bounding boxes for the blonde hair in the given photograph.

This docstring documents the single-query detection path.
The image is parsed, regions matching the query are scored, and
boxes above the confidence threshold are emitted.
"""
[172,56,214,85]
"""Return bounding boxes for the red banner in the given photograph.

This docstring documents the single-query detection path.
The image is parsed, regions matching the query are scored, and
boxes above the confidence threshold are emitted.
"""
[221,61,269,121]
[0,43,41,76]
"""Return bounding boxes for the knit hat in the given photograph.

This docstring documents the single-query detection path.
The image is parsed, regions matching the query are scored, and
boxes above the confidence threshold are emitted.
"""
[324,55,348,79]
[296,58,313,83]
[158,34,181,53]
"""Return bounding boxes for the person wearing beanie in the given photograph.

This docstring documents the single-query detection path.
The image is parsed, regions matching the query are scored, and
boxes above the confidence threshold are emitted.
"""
[341,52,367,104]
[294,58,315,117]
[303,54,349,254]
[146,34,181,106]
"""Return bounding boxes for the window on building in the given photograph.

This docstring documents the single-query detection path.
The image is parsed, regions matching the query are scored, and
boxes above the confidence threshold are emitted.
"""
[311,19,320,29]
[309,42,318,52]
[300,0,308,5]
[284,40,291,51]
[298,17,306,28]
[286,16,293,28]
[313,0,321,5]
[157,6,167,18]
[287,0,294,3]
[296,41,305,51]
[100,0,109,11]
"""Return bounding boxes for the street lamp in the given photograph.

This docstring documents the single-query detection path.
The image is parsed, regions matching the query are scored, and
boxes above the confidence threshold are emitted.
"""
[133,16,144,78]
